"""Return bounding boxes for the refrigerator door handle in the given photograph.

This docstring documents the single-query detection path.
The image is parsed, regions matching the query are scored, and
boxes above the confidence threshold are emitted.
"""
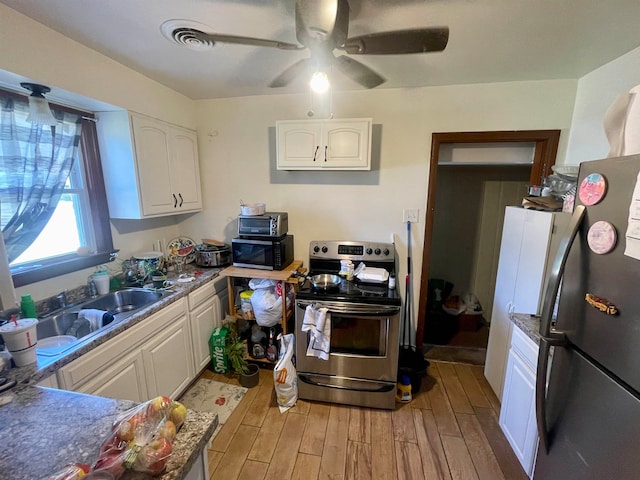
[536,204,585,453]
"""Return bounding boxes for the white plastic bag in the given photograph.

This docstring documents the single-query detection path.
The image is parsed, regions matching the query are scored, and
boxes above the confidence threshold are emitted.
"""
[248,278,282,327]
[273,333,297,413]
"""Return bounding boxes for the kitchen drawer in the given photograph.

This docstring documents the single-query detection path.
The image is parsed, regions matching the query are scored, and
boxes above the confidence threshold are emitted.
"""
[58,298,187,389]
[188,276,226,311]
[511,323,539,371]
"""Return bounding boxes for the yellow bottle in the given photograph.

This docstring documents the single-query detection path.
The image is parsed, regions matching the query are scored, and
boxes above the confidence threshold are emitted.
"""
[396,374,412,403]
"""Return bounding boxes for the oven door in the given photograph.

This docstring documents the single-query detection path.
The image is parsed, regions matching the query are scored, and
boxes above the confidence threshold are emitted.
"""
[295,300,401,382]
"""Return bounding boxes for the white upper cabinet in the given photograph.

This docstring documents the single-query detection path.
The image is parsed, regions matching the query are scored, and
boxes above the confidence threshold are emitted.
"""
[276,119,371,170]
[96,111,202,219]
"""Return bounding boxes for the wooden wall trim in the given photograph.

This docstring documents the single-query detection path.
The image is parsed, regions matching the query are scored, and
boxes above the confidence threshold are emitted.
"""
[416,129,561,353]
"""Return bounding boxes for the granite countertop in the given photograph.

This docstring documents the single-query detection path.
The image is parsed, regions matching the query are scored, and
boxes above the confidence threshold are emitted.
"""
[0,267,224,480]
[509,312,541,344]
[0,386,218,480]
[2,266,224,388]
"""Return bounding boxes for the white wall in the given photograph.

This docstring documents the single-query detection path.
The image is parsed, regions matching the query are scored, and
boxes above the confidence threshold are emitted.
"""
[182,80,577,345]
[0,3,579,347]
[0,4,196,300]
[565,46,640,164]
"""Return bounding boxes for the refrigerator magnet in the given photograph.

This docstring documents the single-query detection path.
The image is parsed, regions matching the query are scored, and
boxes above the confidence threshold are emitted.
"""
[585,293,618,315]
[587,220,617,254]
[579,173,607,205]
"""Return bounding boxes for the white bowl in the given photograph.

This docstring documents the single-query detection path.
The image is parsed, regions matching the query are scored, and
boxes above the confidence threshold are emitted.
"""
[240,203,266,216]
[552,165,579,178]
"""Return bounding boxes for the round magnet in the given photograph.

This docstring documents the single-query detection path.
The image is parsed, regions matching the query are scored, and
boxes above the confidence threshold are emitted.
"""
[587,220,617,254]
[579,173,607,205]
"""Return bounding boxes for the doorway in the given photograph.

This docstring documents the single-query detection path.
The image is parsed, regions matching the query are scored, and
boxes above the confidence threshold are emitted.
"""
[416,130,560,361]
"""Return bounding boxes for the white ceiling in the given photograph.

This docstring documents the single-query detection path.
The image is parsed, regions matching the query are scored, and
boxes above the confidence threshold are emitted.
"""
[2,0,640,100]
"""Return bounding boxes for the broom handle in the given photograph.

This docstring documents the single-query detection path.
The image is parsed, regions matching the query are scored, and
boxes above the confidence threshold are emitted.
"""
[405,221,412,347]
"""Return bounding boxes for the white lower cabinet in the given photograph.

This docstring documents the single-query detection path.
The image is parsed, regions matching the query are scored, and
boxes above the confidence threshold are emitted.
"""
[37,374,59,388]
[499,325,540,478]
[188,276,228,374]
[142,315,194,399]
[184,450,209,480]
[78,349,148,402]
[57,299,190,401]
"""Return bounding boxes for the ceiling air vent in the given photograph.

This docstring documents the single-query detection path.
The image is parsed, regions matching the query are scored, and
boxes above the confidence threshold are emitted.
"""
[160,20,215,51]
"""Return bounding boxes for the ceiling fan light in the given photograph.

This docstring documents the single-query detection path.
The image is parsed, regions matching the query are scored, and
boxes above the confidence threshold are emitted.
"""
[310,71,330,93]
[26,96,57,126]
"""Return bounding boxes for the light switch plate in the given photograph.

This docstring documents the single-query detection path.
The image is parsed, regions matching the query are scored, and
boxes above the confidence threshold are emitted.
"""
[403,208,419,223]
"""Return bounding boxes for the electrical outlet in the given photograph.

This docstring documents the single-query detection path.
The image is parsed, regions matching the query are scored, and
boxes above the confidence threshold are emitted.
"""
[403,208,419,223]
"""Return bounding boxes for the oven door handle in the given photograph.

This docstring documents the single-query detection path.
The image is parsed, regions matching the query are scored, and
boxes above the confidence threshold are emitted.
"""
[298,373,395,393]
[296,301,400,316]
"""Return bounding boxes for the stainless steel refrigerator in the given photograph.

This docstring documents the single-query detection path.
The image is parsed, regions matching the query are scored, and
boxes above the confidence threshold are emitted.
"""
[534,154,640,479]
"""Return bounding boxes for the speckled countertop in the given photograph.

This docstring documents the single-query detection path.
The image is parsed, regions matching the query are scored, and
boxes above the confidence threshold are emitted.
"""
[0,267,224,480]
[2,267,224,388]
[0,386,218,480]
[509,313,541,344]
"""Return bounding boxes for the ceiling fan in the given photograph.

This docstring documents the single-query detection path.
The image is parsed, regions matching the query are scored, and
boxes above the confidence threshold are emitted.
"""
[162,0,449,89]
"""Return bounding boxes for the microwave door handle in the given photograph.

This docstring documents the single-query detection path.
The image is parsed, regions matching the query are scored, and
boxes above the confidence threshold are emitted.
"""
[535,204,584,454]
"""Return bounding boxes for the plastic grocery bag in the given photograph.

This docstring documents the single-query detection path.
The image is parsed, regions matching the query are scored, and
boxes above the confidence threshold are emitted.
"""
[41,463,90,480]
[273,333,298,413]
[92,396,188,478]
[249,278,282,327]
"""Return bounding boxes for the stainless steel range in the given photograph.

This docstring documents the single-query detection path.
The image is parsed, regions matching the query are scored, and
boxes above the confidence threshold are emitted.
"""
[295,240,401,410]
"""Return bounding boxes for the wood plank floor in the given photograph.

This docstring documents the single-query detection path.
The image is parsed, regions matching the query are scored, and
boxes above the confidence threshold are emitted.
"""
[200,361,527,480]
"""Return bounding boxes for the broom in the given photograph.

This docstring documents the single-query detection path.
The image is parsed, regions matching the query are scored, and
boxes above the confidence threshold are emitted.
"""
[398,221,428,392]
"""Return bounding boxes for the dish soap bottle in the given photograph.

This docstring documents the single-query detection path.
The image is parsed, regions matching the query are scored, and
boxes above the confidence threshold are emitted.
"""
[20,294,37,319]
[396,374,412,403]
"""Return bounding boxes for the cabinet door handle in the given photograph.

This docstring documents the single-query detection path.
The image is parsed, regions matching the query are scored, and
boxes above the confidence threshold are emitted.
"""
[178,193,184,207]
[324,145,328,162]
[535,205,585,453]
[312,145,319,162]
[173,194,177,208]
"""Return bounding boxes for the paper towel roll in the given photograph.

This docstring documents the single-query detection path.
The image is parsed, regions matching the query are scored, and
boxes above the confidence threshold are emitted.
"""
[624,85,640,156]
[603,85,640,157]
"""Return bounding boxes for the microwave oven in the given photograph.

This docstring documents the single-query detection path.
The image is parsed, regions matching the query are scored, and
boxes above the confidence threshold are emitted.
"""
[231,234,294,270]
[237,212,288,238]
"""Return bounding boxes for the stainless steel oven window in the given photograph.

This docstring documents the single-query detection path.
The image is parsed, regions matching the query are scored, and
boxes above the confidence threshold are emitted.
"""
[324,313,388,356]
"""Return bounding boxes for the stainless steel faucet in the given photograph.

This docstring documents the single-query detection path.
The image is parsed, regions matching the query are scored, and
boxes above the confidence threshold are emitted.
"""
[56,291,68,309]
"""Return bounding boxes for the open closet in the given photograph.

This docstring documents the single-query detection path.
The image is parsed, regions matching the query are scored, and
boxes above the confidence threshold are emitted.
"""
[417,131,560,361]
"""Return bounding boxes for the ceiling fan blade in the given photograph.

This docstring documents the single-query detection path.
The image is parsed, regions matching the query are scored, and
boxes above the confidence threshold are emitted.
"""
[270,58,311,87]
[295,0,349,47]
[333,55,385,89]
[340,27,449,55]
[182,28,302,50]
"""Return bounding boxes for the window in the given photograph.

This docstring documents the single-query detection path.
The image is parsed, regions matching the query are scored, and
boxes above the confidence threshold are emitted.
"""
[0,88,114,287]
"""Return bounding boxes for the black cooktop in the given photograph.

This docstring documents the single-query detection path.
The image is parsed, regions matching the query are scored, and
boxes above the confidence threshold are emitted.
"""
[296,240,401,306]
[296,274,401,306]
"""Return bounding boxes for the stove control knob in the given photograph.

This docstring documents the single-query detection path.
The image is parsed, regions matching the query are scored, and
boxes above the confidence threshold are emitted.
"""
[313,245,320,253]
[322,246,328,253]
[383,248,390,256]
[374,248,381,255]
[366,248,373,255]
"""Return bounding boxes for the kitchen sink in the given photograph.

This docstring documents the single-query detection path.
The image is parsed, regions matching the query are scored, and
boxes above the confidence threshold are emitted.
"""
[80,288,164,314]
[35,288,167,356]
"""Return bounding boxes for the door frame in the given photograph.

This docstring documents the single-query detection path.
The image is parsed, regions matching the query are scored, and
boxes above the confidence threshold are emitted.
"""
[416,130,561,351]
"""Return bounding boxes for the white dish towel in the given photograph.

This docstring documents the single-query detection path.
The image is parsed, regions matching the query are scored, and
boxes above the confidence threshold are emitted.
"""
[301,305,331,360]
[78,309,108,331]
